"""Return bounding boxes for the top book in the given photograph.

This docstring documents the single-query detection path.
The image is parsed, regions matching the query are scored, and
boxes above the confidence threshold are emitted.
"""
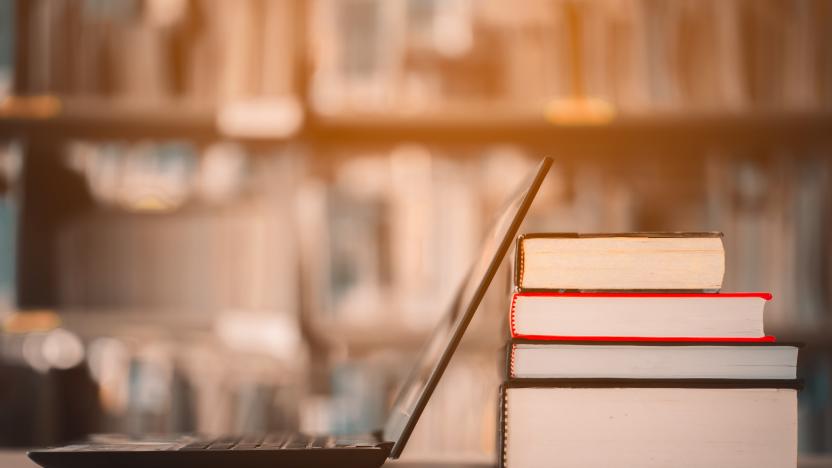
[514,232,725,291]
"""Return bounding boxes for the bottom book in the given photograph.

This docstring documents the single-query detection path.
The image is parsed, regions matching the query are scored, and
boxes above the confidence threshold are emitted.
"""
[499,379,800,468]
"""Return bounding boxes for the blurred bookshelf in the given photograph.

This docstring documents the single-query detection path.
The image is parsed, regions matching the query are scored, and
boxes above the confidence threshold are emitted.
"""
[304,110,832,150]
[0,97,218,142]
[0,0,831,461]
[3,100,832,150]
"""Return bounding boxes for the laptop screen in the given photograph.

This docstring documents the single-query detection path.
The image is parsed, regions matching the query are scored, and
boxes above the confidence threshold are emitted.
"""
[383,157,551,458]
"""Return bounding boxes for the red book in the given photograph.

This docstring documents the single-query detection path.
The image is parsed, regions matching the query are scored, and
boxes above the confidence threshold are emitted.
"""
[509,292,775,342]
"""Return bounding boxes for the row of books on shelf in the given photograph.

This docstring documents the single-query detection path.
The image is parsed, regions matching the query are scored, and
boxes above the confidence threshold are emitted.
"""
[0,326,305,445]
[301,148,832,338]
[14,141,829,340]
[6,0,832,114]
[51,142,300,311]
[0,0,12,97]
[2,139,831,455]
[11,0,296,103]
[310,0,832,114]
[0,141,20,313]
[0,314,503,458]
[500,232,798,467]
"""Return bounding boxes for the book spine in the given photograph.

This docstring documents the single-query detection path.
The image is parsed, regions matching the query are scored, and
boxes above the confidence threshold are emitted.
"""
[498,383,508,468]
[505,343,516,379]
[509,293,519,338]
[513,235,525,290]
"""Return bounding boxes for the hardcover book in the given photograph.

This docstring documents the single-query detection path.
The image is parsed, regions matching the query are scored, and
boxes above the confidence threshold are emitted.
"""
[514,232,725,291]
[509,292,774,341]
[507,339,799,380]
[499,379,799,468]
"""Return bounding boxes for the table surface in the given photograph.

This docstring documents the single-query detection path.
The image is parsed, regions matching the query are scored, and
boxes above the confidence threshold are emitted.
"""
[4,450,832,468]
[2,451,494,468]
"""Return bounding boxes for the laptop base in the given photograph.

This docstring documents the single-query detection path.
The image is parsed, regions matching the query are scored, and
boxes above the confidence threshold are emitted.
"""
[29,433,393,468]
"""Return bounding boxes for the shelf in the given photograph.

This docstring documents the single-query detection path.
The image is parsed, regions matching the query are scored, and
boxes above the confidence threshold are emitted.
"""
[0,97,221,143]
[2,97,832,151]
[305,109,832,151]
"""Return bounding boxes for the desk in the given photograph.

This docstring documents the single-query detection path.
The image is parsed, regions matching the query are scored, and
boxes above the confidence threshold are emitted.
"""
[0,451,494,468]
[4,451,832,468]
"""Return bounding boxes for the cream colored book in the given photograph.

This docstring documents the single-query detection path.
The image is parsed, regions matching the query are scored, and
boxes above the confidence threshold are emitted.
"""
[514,232,725,291]
[500,383,798,468]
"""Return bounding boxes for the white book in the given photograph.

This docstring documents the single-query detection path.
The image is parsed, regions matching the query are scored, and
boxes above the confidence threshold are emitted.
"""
[515,233,725,291]
[509,292,771,340]
[509,341,798,380]
[501,384,798,468]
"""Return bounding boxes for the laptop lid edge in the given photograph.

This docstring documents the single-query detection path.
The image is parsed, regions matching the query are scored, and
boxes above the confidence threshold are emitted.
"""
[387,156,552,458]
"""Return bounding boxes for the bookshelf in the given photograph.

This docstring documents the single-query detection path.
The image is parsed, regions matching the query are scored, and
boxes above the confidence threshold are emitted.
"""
[305,110,832,151]
[2,101,832,151]
[0,98,219,143]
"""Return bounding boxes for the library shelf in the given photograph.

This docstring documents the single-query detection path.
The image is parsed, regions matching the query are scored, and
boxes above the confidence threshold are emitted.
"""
[305,109,832,151]
[2,97,832,151]
[0,97,220,143]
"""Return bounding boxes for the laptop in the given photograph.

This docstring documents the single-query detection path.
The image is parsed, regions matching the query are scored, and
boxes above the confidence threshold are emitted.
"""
[28,157,552,468]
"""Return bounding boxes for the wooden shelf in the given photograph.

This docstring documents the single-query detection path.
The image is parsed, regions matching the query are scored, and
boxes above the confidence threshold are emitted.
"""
[2,98,832,151]
[305,110,832,151]
[0,98,220,143]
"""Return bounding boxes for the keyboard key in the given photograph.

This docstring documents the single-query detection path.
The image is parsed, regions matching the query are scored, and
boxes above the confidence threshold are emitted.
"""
[179,441,212,451]
[206,443,236,450]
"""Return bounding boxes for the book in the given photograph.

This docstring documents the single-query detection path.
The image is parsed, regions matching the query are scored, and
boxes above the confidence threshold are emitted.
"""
[507,339,799,380]
[499,380,799,468]
[514,232,725,291]
[509,292,774,341]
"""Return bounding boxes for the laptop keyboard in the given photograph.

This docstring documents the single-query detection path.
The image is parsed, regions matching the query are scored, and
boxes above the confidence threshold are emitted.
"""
[178,433,378,451]
[46,433,380,452]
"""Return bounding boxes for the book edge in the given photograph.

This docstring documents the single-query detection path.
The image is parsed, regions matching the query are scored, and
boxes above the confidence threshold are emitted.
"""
[503,378,803,389]
[509,338,802,347]
[520,231,725,239]
[509,334,778,343]
[512,291,773,299]
[516,288,724,293]
[513,235,525,290]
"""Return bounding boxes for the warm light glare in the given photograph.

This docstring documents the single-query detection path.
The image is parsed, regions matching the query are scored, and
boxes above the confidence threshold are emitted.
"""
[217,97,304,139]
[42,328,85,370]
[214,311,302,359]
[0,95,61,119]
[3,310,61,334]
[544,97,616,126]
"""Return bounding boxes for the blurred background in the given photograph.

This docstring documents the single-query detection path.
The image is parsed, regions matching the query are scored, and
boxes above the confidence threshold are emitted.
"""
[0,0,831,462]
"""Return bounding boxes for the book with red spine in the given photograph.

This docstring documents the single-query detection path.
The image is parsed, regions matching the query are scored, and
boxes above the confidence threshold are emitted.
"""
[509,291,775,342]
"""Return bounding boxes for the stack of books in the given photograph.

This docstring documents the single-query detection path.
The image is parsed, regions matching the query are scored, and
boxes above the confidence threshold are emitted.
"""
[500,233,800,468]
